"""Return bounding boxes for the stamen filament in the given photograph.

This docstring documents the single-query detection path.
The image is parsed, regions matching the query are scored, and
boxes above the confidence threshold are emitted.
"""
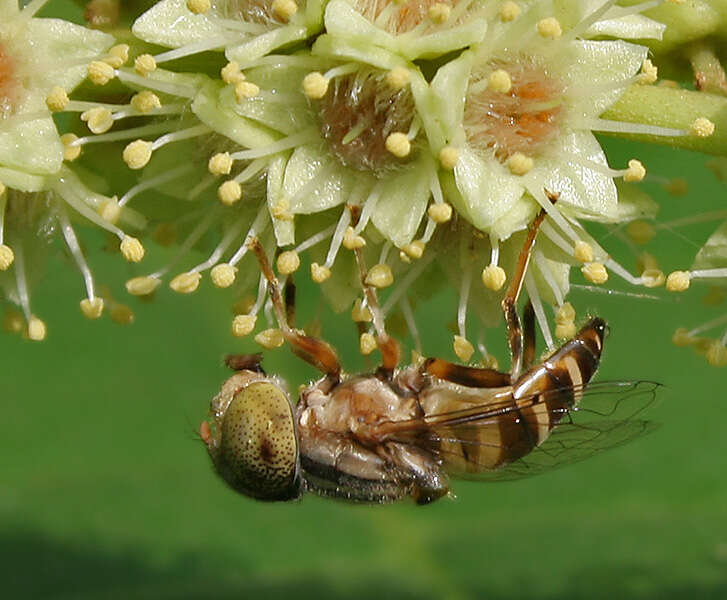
[230,129,318,160]
[119,165,193,206]
[57,206,96,300]
[117,69,197,98]
[228,206,269,266]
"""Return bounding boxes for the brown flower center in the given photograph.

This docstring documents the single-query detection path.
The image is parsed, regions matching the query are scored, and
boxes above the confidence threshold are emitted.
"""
[0,42,19,119]
[316,70,415,172]
[464,60,564,162]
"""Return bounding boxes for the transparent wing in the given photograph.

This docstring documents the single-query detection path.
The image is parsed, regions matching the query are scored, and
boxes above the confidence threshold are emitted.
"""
[407,380,661,481]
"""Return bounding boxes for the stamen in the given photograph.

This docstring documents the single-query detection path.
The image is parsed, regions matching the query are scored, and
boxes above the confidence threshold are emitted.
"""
[533,250,564,306]
[119,165,193,207]
[228,206,269,266]
[229,129,318,160]
[524,270,554,350]
[400,296,422,353]
[323,209,351,269]
[57,206,97,302]
[457,267,472,338]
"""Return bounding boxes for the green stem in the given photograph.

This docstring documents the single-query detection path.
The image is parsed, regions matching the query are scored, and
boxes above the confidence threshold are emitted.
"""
[601,84,727,155]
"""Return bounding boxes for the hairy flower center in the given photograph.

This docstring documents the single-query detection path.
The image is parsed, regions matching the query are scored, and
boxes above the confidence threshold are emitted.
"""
[0,42,19,119]
[464,61,563,162]
[354,0,455,34]
[316,71,415,171]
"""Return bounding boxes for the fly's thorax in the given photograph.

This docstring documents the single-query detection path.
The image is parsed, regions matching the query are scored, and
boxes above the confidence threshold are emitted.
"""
[298,374,419,442]
[202,371,301,501]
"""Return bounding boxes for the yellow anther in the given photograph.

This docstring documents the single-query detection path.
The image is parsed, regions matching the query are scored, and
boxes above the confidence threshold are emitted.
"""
[365,264,394,288]
[641,269,665,288]
[428,202,452,223]
[639,59,658,84]
[664,178,687,196]
[61,133,81,161]
[555,321,577,340]
[255,328,285,349]
[342,226,366,250]
[500,0,521,21]
[208,152,233,176]
[453,335,475,362]
[235,80,260,101]
[488,69,512,94]
[120,236,145,263]
[385,132,411,158]
[537,17,562,39]
[272,197,293,221]
[706,341,727,367]
[672,327,694,347]
[232,314,257,337]
[110,304,134,325]
[210,263,237,288]
[105,44,129,68]
[573,241,594,263]
[123,140,153,169]
[480,355,499,370]
[218,180,242,205]
[27,317,47,341]
[187,0,211,13]
[311,262,331,283]
[126,276,161,296]
[99,198,121,224]
[555,302,576,324]
[403,240,425,260]
[624,159,646,182]
[271,0,298,22]
[386,67,410,90]
[80,297,104,319]
[81,107,114,134]
[134,54,157,77]
[626,220,655,245]
[666,270,691,292]
[302,72,329,99]
[507,152,534,175]
[3,308,23,333]
[221,61,245,85]
[481,264,506,291]
[277,250,300,275]
[360,332,377,355]
[170,272,202,294]
[691,117,715,137]
[352,298,373,323]
[131,90,161,113]
[46,86,69,112]
[399,251,411,263]
[0,244,15,270]
[439,146,459,169]
[581,262,608,284]
[428,2,450,23]
[88,60,116,85]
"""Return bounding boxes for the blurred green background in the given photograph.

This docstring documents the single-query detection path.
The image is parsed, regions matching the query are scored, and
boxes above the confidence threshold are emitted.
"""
[4,2,727,598]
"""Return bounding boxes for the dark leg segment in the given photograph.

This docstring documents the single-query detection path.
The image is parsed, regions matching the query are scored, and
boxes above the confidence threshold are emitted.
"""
[522,300,536,370]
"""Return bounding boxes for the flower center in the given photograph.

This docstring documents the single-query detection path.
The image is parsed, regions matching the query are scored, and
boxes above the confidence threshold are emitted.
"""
[316,70,415,171]
[0,42,19,119]
[354,0,454,34]
[464,60,564,162]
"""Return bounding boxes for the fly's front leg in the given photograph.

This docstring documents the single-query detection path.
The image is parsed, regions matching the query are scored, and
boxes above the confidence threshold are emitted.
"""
[249,238,341,387]
[381,442,449,505]
[352,246,400,380]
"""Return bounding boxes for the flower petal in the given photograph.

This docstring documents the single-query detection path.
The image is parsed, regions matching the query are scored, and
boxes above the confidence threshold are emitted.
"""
[267,154,295,247]
[132,0,230,48]
[372,154,432,247]
[693,221,727,271]
[527,130,617,221]
[283,144,353,214]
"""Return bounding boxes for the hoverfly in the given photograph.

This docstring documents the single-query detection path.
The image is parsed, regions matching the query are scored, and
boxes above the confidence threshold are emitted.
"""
[200,202,658,504]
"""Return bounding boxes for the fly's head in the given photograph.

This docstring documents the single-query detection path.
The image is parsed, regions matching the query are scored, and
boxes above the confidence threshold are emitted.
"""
[200,370,302,501]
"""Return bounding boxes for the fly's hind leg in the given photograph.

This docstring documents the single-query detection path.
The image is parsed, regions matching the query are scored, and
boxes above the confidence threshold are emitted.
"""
[502,192,556,378]
[522,300,536,370]
[422,358,511,387]
[249,238,341,388]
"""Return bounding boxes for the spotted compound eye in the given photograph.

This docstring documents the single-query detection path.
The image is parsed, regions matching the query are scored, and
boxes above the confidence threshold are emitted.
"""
[218,381,300,501]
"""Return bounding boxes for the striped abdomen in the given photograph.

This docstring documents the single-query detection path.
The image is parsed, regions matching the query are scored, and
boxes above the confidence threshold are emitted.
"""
[419,318,606,475]
[507,317,607,457]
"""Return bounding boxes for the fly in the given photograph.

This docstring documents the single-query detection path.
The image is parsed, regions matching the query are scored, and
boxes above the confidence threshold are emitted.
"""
[200,199,658,504]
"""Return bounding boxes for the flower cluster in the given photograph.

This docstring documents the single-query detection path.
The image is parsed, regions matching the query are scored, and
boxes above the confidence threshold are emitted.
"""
[2,0,727,368]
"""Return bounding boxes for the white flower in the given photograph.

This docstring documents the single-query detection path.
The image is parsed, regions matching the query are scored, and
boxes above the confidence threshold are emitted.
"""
[423,0,663,241]
[132,0,326,66]
[0,0,113,189]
